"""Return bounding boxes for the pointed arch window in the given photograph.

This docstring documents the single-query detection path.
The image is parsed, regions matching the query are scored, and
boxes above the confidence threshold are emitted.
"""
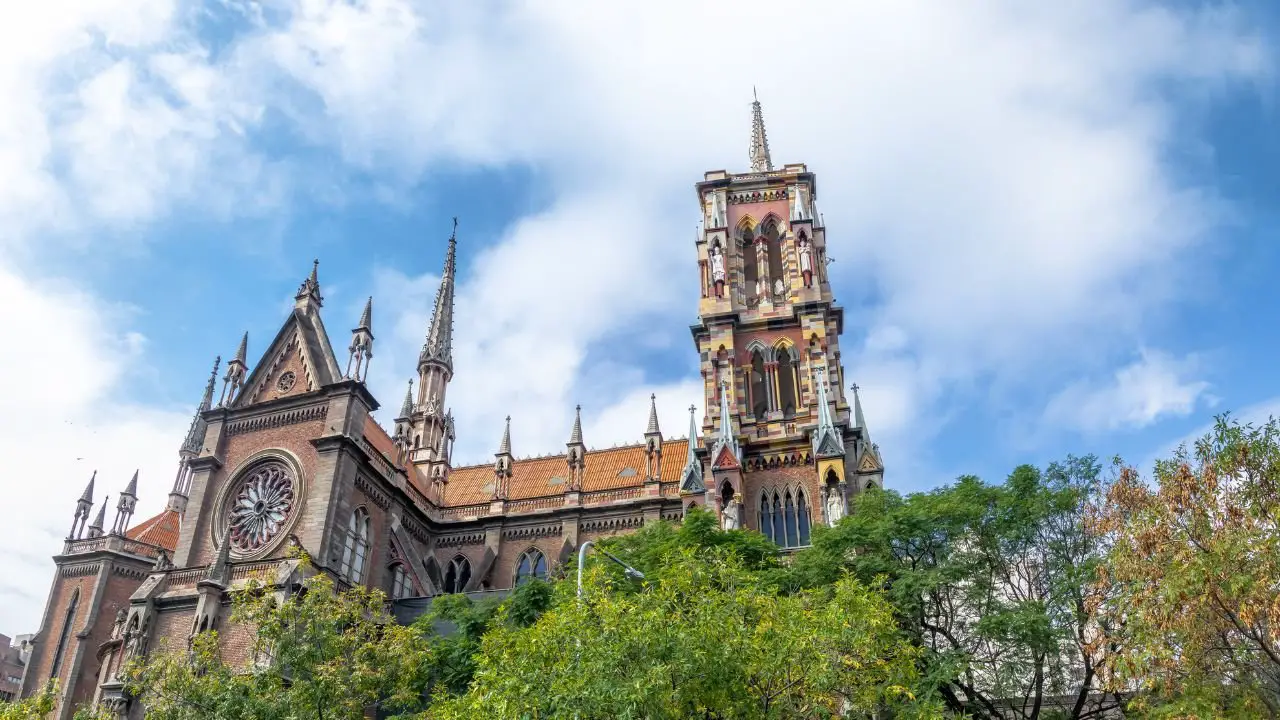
[389,563,410,600]
[758,488,811,549]
[750,351,769,417]
[763,218,784,286]
[776,347,798,418]
[49,589,79,679]
[514,549,547,586]
[740,225,758,298]
[340,507,370,584]
[443,555,471,594]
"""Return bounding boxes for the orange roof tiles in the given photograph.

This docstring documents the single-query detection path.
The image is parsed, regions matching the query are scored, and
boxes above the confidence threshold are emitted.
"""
[437,437,694,507]
[362,415,397,462]
[126,509,181,552]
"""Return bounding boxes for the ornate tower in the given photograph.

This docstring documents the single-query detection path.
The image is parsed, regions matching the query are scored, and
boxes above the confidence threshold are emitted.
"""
[410,219,458,482]
[688,93,883,544]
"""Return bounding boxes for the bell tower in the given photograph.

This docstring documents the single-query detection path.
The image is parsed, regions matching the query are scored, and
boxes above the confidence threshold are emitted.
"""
[688,92,883,545]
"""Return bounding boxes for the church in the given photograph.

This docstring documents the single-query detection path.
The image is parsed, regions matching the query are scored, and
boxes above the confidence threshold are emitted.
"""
[19,96,884,718]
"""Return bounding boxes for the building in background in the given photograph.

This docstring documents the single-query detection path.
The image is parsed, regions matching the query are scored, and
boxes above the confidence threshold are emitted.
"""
[21,96,883,719]
[0,634,31,702]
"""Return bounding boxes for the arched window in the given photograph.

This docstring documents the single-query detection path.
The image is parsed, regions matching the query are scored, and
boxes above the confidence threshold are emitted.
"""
[784,490,799,547]
[776,347,798,418]
[340,507,370,584]
[797,489,811,546]
[740,226,758,298]
[763,219,783,286]
[750,351,769,417]
[444,556,472,594]
[760,489,812,550]
[515,549,547,586]
[49,589,79,679]
[388,563,410,600]
[759,493,776,544]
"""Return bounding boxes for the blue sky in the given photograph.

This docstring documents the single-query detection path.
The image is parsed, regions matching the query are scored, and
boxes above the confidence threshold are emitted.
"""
[1,0,1278,632]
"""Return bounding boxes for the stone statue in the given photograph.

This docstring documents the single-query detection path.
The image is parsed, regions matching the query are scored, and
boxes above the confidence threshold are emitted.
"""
[111,609,128,640]
[774,278,785,297]
[798,237,814,288]
[709,244,726,297]
[825,487,845,526]
[722,493,743,531]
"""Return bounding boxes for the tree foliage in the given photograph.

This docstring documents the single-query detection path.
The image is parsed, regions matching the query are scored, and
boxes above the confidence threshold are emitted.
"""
[780,458,1120,719]
[1098,415,1280,717]
[428,549,934,720]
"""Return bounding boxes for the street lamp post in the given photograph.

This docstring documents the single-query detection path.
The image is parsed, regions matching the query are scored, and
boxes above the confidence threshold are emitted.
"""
[577,540,645,599]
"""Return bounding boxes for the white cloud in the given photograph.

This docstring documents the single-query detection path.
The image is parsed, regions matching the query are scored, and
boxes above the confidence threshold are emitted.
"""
[0,266,187,632]
[1043,349,1213,433]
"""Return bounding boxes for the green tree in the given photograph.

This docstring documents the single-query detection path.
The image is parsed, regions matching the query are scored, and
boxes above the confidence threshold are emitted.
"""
[122,571,434,719]
[783,459,1120,719]
[1098,415,1280,717]
[428,549,934,720]
[0,682,57,720]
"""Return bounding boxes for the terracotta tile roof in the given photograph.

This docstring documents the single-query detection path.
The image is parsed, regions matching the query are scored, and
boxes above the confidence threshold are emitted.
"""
[126,509,181,552]
[436,437,695,506]
[362,415,397,461]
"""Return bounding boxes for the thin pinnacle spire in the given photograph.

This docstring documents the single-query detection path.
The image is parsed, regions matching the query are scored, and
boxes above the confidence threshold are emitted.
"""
[568,405,584,446]
[685,405,698,464]
[399,379,414,418]
[123,470,138,497]
[749,89,773,173]
[852,382,869,443]
[497,415,511,456]
[199,357,220,412]
[233,332,248,366]
[80,471,97,503]
[646,394,661,435]
[357,296,373,331]
[421,218,458,370]
[295,259,322,304]
[89,499,108,533]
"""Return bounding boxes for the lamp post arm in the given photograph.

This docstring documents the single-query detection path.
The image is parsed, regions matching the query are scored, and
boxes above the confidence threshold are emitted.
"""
[577,541,645,599]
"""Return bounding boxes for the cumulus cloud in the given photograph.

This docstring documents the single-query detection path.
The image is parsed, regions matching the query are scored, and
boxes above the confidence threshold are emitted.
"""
[1043,349,1214,433]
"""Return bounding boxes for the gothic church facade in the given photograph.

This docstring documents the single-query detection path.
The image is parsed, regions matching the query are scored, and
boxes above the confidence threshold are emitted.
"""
[20,97,884,718]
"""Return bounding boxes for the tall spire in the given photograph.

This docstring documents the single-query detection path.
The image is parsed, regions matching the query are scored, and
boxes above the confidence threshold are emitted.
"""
[493,415,513,500]
[645,394,661,436]
[420,218,458,371]
[679,404,704,492]
[357,296,372,331]
[111,471,139,535]
[812,366,845,458]
[182,356,220,456]
[497,415,512,457]
[749,87,773,173]
[852,382,868,437]
[709,380,741,469]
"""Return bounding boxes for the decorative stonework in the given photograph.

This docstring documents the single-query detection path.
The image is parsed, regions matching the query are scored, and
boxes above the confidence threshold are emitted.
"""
[579,515,644,534]
[60,562,102,578]
[227,461,295,554]
[226,404,327,436]
[501,524,562,541]
[354,475,391,510]
[213,452,307,561]
[729,188,788,205]
[436,532,485,548]
[276,371,297,392]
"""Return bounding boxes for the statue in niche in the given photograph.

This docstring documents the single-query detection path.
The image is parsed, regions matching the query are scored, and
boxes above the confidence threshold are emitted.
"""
[774,278,785,297]
[798,237,814,288]
[425,393,439,417]
[755,237,769,298]
[722,493,743,531]
[709,243,726,297]
[825,487,845,526]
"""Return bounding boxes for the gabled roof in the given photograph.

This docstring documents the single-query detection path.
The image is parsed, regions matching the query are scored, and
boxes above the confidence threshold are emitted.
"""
[427,438,691,506]
[126,509,181,552]
[234,306,343,408]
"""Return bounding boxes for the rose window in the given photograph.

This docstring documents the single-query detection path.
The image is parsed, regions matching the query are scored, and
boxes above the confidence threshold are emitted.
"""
[227,462,295,553]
